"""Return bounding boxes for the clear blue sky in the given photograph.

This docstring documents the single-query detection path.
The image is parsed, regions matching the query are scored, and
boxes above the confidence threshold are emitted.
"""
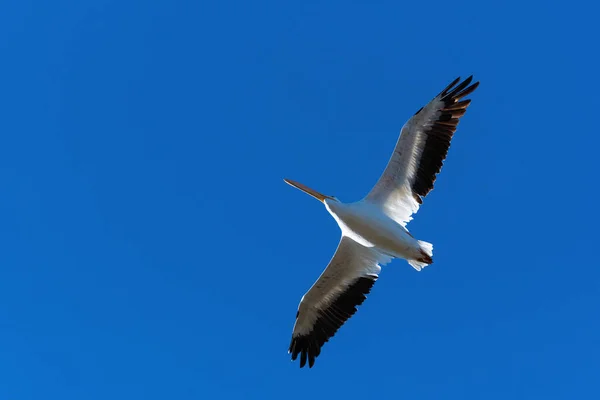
[1,0,599,398]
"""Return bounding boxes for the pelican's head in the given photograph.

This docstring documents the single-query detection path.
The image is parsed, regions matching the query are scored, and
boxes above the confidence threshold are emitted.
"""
[284,179,339,204]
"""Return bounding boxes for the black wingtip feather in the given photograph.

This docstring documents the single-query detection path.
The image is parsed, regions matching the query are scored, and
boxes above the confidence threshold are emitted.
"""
[454,81,480,100]
[438,77,461,97]
[300,349,307,368]
[443,75,473,99]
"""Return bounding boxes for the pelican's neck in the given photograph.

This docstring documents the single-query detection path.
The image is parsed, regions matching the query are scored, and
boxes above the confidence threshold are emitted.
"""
[323,198,342,215]
[323,198,358,238]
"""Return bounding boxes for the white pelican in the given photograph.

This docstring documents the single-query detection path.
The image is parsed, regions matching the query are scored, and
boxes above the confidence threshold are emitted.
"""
[285,76,479,368]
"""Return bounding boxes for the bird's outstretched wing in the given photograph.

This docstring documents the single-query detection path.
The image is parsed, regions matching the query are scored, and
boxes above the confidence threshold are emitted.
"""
[288,236,392,368]
[363,76,479,227]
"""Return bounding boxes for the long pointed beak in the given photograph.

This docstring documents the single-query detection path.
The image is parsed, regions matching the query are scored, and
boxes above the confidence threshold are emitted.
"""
[284,179,333,203]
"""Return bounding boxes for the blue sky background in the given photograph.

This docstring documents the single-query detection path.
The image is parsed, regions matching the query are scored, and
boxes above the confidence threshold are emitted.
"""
[1,0,599,398]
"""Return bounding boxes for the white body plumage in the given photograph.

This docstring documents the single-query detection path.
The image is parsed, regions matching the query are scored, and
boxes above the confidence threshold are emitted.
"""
[324,199,427,263]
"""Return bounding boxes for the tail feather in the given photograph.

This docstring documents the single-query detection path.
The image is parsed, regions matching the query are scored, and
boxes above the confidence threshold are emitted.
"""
[408,240,434,271]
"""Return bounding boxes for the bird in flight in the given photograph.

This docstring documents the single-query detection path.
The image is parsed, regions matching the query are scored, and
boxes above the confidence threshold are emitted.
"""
[285,76,479,368]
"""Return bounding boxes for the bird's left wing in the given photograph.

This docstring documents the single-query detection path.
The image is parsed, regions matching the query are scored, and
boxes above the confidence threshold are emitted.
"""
[288,236,392,368]
[363,76,479,227]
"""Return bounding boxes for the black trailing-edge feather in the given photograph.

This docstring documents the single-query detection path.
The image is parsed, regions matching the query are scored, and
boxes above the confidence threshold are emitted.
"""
[411,76,479,201]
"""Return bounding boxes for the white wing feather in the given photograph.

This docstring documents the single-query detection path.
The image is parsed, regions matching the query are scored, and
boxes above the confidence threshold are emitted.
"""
[364,76,479,227]
[288,236,392,367]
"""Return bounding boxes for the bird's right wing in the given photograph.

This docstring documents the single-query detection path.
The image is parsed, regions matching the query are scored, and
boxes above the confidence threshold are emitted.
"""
[363,76,479,227]
[288,236,392,368]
